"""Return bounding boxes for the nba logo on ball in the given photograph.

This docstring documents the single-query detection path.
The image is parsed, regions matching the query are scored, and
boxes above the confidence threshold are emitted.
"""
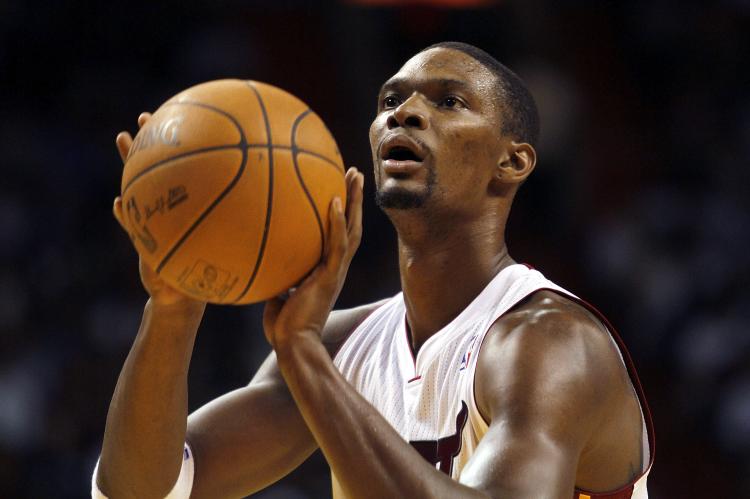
[179,259,235,301]
[120,80,346,305]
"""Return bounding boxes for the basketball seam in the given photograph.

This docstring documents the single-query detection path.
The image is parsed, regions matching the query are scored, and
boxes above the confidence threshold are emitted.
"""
[122,144,239,195]
[291,109,325,263]
[122,101,244,194]
[248,144,341,172]
[123,144,339,196]
[253,144,344,172]
[232,82,274,303]
[154,101,248,275]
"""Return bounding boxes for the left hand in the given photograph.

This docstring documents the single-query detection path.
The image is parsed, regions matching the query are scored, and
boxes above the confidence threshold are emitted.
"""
[263,167,364,351]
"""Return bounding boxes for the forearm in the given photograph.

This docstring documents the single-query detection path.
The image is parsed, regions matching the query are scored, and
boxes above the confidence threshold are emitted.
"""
[276,335,488,499]
[98,298,205,498]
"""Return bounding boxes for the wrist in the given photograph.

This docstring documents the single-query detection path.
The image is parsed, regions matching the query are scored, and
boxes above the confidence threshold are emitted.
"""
[144,298,206,328]
[148,290,205,308]
[274,330,326,367]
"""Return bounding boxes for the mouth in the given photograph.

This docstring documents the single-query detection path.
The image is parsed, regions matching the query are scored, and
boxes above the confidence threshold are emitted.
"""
[379,136,426,176]
[383,146,422,162]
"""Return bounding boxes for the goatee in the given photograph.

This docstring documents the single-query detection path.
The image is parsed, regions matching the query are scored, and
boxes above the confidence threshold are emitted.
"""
[375,166,435,210]
[375,188,428,209]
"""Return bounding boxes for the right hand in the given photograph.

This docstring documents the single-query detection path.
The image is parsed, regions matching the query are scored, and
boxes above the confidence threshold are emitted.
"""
[112,112,206,308]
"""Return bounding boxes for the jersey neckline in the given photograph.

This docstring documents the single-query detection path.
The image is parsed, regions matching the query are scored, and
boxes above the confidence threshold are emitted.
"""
[397,263,531,373]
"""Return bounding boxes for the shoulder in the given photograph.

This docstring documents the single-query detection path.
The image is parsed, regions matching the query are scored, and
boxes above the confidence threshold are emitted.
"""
[474,290,624,433]
[320,298,391,356]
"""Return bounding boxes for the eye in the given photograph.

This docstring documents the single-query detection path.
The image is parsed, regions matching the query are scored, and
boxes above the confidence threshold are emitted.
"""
[382,95,402,109]
[439,96,464,109]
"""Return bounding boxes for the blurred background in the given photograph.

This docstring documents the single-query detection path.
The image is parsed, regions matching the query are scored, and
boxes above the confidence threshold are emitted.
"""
[1,0,748,497]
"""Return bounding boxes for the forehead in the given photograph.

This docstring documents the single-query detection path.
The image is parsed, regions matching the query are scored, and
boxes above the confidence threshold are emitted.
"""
[381,48,497,97]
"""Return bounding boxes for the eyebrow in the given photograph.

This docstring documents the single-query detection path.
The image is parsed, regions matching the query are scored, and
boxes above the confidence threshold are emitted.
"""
[378,77,471,97]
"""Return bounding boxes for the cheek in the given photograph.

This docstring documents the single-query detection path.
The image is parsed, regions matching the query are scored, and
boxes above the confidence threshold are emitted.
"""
[369,116,386,154]
[369,118,385,186]
[437,120,498,164]
[438,133,498,181]
[368,124,376,150]
[434,133,497,198]
[461,138,496,164]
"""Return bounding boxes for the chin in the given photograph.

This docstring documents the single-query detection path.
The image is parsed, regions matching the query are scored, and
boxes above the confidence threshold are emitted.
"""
[375,186,429,210]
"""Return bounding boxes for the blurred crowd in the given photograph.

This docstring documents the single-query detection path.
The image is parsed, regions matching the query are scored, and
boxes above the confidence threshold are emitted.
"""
[0,1,748,497]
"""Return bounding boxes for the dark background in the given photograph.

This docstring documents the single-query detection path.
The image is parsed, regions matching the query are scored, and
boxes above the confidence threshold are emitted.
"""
[1,0,748,497]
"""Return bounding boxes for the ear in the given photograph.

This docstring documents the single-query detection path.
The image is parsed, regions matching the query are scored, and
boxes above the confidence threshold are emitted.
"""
[494,141,536,185]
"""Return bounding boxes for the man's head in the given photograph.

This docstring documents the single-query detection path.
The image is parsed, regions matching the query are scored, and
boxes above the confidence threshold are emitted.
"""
[370,42,539,219]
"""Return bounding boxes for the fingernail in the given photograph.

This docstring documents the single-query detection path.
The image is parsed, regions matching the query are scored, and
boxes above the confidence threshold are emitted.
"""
[333,197,342,211]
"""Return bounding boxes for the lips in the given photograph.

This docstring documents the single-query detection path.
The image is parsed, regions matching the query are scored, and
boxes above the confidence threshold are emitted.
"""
[379,135,427,174]
[380,135,426,161]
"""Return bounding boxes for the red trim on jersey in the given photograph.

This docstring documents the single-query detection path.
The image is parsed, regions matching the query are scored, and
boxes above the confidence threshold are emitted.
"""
[574,484,635,499]
[472,286,654,498]
[404,317,418,370]
[407,375,422,383]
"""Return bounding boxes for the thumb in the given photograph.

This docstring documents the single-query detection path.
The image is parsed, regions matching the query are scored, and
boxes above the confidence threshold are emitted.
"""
[112,197,127,231]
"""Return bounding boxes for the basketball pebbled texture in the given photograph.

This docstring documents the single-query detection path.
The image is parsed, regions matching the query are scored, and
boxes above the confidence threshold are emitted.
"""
[120,79,346,304]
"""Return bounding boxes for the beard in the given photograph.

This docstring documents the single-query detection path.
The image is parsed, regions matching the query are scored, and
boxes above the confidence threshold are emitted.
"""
[375,187,428,209]
[375,166,436,210]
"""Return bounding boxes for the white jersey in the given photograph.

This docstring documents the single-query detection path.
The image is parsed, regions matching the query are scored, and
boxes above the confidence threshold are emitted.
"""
[332,263,653,499]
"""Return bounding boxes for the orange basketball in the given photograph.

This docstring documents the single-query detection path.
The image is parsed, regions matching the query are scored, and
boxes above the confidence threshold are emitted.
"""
[120,79,346,304]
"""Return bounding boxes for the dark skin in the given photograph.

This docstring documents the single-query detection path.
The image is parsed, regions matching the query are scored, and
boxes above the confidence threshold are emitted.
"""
[98,48,643,498]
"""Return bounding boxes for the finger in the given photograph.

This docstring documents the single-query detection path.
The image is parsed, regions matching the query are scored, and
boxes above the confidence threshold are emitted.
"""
[344,168,362,221]
[346,171,364,255]
[112,197,127,231]
[345,166,357,185]
[346,173,365,259]
[324,197,348,273]
[139,258,159,283]
[137,112,152,129]
[344,167,358,218]
[116,132,133,163]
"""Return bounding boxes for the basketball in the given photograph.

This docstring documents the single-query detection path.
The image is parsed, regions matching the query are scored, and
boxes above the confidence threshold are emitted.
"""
[119,79,346,305]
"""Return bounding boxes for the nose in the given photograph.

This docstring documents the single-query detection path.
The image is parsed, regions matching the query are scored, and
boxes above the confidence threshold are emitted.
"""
[387,94,427,130]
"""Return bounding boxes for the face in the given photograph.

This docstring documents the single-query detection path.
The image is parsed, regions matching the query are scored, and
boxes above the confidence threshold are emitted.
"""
[369,48,506,215]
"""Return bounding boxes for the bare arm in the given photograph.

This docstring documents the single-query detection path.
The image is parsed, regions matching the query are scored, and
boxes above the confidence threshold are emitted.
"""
[97,290,374,498]
[97,298,374,498]
[185,301,382,498]
[98,297,205,498]
[459,294,623,496]
[98,117,210,497]
[97,117,373,498]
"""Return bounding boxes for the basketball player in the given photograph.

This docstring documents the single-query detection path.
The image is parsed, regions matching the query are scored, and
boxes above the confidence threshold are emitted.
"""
[94,42,653,498]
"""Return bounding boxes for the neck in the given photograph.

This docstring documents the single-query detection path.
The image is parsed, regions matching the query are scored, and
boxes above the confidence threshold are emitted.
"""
[393,209,513,353]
